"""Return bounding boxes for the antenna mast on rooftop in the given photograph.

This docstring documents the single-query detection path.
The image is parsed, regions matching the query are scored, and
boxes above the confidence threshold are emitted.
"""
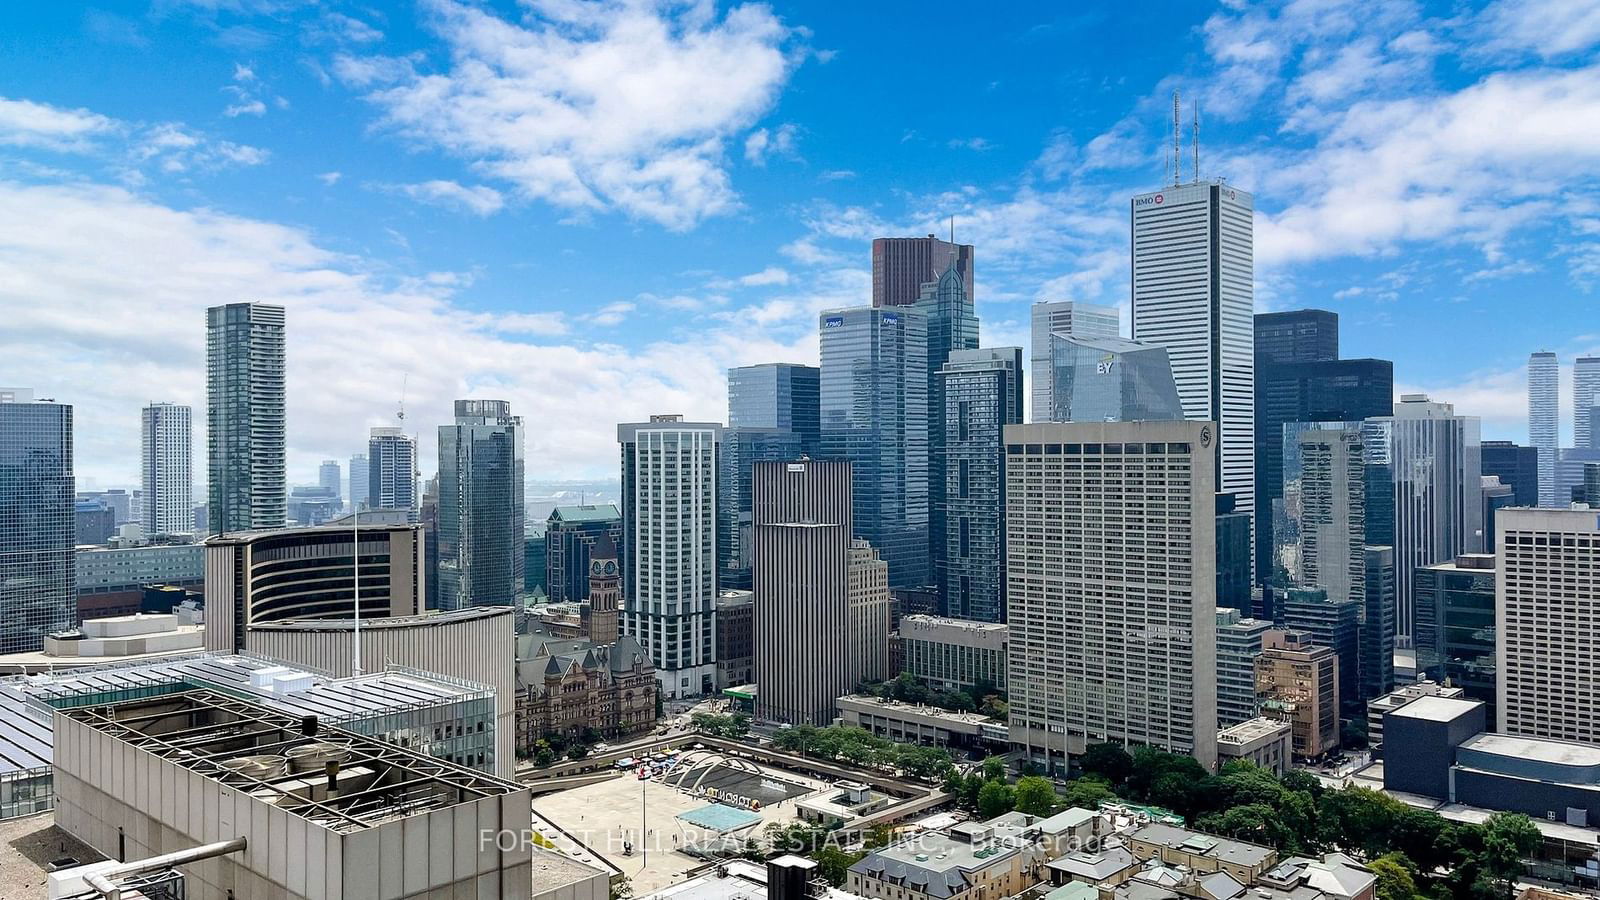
[1192,100,1201,183]
[1171,90,1182,187]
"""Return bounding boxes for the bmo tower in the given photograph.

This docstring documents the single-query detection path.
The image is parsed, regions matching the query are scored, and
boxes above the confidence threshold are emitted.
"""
[1131,181,1255,578]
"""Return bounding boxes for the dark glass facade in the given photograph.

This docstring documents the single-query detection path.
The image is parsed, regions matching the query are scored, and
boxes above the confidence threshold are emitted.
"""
[1049,334,1184,422]
[1481,441,1539,507]
[1216,493,1252,611]
[914,263,979,597]
[544,505,623,604]
[1414,555,1496,721]
[524,533,546,594]
[1362,546,1397,703]
[937,348,1022,622]
[1254,309,1338,364]
[819,306,929,588]
[726,363,820,455]
[1255,358,1393,585]
[0,393,75,653]
[717,427,804,589]
[437,400,524,609]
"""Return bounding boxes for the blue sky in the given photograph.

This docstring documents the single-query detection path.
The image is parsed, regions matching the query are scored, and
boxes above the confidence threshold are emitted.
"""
[2,0,1597,487]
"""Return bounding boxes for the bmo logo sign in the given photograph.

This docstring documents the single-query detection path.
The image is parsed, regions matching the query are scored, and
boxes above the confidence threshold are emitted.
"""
[1134,193,1165,207]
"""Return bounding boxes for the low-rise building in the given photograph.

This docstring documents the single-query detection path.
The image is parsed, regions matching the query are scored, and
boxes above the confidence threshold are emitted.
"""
[1365,680,1463,758]
[1255,854,1377,899]
[1125,823,1278,885]
[0,650,498,822]
[514,630,657,750]
[75,541,204,619]
[1216,717,1293,775]
[847,813,1053,900]
[898,615,1008,693]
[51,688,566,900]
[836,694,1009,755]
[797,780,895,826]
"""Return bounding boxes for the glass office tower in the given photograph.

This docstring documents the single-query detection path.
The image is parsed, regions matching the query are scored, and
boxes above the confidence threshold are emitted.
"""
[913,262,980,599]
[938,347,1023,622]
[718,427,804,589]
[726,363,820,455]
[819,306,930,588]
[1049,334,1184,423]
[0,389,75,653]
[437,400,524,610]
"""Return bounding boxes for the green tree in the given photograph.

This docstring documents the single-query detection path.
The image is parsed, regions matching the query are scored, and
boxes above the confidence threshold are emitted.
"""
[1389,808,1454,875]
[981,756,1007,782]
[1479,812,1540,891]
[1318,786,1407,857]
[1060,777,1116,810]
[1013,776,1059,816]
[610,876,634,900]
[1080,743,1134,785]
[814,846,867,886]
[1194,803,1291,853]
[1367,853,1419,900]
[977,780,1015,818]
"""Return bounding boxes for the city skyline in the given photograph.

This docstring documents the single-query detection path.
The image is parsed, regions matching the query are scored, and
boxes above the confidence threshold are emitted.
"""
[1,2,1596,488]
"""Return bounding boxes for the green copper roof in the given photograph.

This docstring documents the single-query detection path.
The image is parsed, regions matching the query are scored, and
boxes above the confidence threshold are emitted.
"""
[547,503,620,524]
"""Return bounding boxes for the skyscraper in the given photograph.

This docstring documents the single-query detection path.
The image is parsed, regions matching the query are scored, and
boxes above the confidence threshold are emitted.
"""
[544,504,623,605]
[318,459,341,507]
[206,302,286,533]
[1131,182,1255,578]
[1253,312,1392,586]
[871,234,973,308]
[1256,630,1340,759]
[367,426,418,522]
[1576,356,1600,450]
[1006,420,1218,772]
[914,260,980,602]
[718,427,803,589]
[752,459,856,725]
[937,347,1023,622]
[1496,507,1600,743]
[348,453,370,512]
[437,400,524,610]
[1480,441,1538,507]
[140,402,192,535]
[1048,334,1184,423]
[819,305,930,588]
[726,363,820,454]
[618,415,719,698]
[1029,300,1120,422]
[1253,309,1338,365]
[0,388,75,653]
[1362,546,1397,703]
[723,363,821,589]
[1370,395,1483,644]
[1529,351,1559,507]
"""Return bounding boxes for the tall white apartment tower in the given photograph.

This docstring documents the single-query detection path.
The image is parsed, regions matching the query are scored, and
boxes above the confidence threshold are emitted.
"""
[619,415,721,699]
[1496,507,1600,743]
[140,402,192,535]
[1528,351,1559,507]
[1029,300,1120,422]
[1005,419,1219,772]
[1131,182,1255,576]
[367,426,419,521]
[1574,356,1600,451]
[206,302,286,533]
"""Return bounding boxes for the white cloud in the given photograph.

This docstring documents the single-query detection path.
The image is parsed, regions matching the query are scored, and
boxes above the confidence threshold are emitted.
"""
[818,169,855,181]
[0,97,115,150]
[744,123,798,165]
[1474,0,1600,59]
[948,137,995,151]
[738,266,789,286]
[233,62,256,82]
[394,179,505,216]
[0,177,819,484]
[338,0,800,230]
[224,99,267,117]
[317,171,341,185]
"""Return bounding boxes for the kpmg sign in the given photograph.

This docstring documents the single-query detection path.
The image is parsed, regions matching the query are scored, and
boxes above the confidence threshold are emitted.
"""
[881,314,900,326]
[823,316,845,328]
